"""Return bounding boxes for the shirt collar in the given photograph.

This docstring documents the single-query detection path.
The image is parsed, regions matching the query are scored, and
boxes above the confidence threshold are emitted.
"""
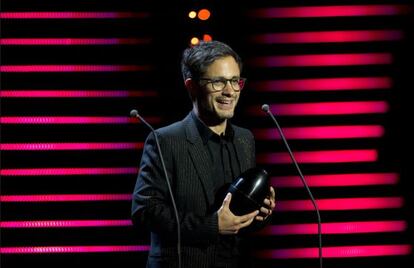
[191,111,235,144]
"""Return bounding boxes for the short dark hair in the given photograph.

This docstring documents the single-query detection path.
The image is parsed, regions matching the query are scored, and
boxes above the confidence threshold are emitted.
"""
[181,41,243,81]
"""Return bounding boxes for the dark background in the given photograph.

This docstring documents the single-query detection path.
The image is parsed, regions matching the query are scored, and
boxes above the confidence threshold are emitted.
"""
[1,0,413,267]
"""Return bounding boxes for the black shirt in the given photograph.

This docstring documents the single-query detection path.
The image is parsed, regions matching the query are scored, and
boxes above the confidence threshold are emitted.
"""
[191,112,244,267]
[191,111,241,197]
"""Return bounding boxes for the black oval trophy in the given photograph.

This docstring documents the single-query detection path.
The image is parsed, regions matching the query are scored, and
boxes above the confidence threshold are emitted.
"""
[227,167,270,216]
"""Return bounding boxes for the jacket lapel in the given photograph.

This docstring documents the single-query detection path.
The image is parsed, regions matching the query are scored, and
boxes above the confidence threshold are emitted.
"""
[233,135,253,173]
[184,114,215,205]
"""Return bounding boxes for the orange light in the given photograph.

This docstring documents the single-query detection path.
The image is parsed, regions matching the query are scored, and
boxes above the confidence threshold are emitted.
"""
[203,34,213,42]
[188,11,197,19]
[190,37,200,46]
[198,9,211,20]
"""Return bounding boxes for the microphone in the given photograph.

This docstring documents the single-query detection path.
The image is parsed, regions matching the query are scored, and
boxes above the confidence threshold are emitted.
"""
[261,104,323,268]
[130,109,182,268]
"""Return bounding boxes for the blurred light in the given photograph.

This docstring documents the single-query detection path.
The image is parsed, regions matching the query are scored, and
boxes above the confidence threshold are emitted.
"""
[0,220,133,228]
[253,125,385,140]
[0,65,152,72]
[250,30,403,44]
[0,167,138,176]
[203,34,213,42]
[198,9,211,20]
[276,197,403,211]
[250,77,391,92]
[0,245,150,254]
[248,5,410,18]
[1,143,144,151]
[0,12,149,19]
[248,101,389,116]
[0,116,161,124]
[257,149,377,164]
[0,38,152,45]
[257,221,407,235]
[0,90,157,98]
[254,245,412,259]
[271,173,399,187]
[188,11,197,19]
[0,194,132,202]
[191,37,200,46]
[249,53,392,67]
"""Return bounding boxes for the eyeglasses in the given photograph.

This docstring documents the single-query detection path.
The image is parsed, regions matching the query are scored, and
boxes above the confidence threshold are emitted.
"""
[199,77,246,92]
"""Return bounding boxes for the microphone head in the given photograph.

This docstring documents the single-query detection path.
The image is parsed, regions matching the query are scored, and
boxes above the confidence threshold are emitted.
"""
[261,104,270,113]
[130,109,139,117]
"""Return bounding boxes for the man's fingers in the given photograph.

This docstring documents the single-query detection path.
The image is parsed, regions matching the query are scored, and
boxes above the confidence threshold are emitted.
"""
[263,198,276,209]
[255,215,264,221]
[260,206,272,215]
[222,193,232,209]
[239,215,256,228]
[238,210,259,223]
[270,186,276,199]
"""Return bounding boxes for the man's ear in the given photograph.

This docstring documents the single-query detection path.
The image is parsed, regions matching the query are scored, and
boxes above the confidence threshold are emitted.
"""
[185,78,197,99]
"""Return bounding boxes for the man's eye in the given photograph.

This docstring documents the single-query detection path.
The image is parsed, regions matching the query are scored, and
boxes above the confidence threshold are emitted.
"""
[213,80,225,84]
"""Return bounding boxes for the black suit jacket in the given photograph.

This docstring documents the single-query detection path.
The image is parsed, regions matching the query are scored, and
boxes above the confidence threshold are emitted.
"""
[131,112,258,268]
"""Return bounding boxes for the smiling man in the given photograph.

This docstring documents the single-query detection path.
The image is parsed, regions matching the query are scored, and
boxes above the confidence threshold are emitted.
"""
[132,41,275,268]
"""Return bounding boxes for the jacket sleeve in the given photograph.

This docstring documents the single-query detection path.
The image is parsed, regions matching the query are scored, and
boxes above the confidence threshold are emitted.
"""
[131,131,218,245]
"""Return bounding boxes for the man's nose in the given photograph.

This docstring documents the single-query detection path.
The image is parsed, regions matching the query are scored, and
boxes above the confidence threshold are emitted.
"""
[222,81,235,95]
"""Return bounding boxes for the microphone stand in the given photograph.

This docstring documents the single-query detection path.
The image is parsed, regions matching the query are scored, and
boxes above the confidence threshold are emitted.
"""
[261,104,323,268]
[130,109,182,268]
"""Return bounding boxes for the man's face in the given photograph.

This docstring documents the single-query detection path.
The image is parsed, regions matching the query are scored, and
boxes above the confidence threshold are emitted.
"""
[196,56,241,123]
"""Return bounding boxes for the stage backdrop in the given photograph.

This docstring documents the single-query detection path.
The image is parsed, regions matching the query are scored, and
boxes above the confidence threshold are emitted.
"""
[1,0,413,267]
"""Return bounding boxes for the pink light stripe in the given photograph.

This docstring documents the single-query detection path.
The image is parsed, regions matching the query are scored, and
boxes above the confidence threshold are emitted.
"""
[253,125,384,140]
[0,38,152,45]
[0,220,132,228]
[0,116,161,124]
[0,167,138,176]
[248,101,389,116]
[250,30,403,44]
[257,149,377,164]
[255,245,412,259]
[248,5,409,18]
[0,90,158,98]
[0,65,152,72]
[256,221,407,235]
[251,77,391,92]
[249,53,392,67]
[271,173,399,187]
[277,197,403,211]
[0,12,150,19]
[0,194,132,202]
[0,245,150,254]
[1,143,144,151]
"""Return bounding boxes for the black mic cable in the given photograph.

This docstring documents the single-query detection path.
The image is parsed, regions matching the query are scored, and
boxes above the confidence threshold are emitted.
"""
[261,104,323,268]
[130,109,182,268]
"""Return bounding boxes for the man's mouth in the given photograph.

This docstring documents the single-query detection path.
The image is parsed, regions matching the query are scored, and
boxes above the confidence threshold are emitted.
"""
[216,98,234,110]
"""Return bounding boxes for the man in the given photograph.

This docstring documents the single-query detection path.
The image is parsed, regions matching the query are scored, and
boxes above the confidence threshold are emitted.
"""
[132,40,276,268]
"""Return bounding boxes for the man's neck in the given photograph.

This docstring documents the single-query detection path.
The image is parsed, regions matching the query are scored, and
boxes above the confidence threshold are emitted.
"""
[193,108,227,136]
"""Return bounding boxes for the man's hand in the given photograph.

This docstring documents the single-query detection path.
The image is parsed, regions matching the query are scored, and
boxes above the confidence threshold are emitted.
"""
[218,193,259,235]
[255,186,276,221]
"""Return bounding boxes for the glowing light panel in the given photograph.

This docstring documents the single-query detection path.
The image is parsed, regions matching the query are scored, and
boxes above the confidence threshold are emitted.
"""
[0,65,152,72]
[0,167,138,176]
[271,173,399,187]
[257,149,378,164]
[253,125,384,140]
[250,30,403,44]
[1,143,144,151]
[248,101,388,116]
[250,77,391,92]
